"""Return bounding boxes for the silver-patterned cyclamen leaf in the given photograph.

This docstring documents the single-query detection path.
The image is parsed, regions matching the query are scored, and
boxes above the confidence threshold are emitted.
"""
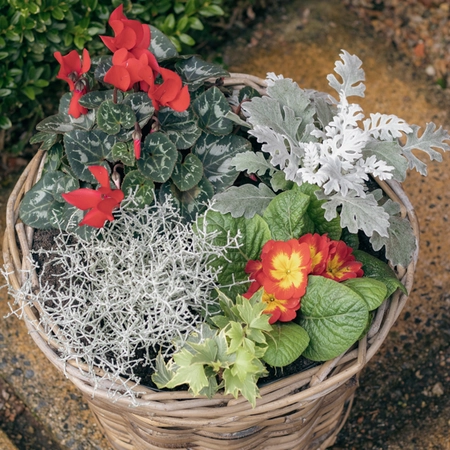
[97,101,136,135]
[193,133,252,193]
[192,87,233,136]
[137,132,178,183]
[176,56,229,91]
[158,108,201,149]
[64,129,116,182]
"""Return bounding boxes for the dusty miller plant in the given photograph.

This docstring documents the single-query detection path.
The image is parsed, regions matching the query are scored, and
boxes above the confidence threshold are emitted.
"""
[5,198,240,398]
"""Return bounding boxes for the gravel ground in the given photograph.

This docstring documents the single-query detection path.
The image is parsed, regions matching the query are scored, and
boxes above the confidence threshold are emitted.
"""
[346,0,450,87]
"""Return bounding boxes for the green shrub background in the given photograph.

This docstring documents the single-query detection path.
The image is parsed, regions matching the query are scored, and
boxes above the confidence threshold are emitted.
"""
[0,0,263,153]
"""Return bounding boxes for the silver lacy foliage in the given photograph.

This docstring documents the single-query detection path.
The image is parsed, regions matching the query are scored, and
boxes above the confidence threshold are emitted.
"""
[5,198,240,400]
[240,50,450,241]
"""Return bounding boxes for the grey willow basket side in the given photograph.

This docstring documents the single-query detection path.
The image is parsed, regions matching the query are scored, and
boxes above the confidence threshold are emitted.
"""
[2,73,419,450]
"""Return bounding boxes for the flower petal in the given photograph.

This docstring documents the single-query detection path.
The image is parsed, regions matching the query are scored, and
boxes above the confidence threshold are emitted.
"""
[88,166,110,188]
[168,85,190,112]
[79,208,109,228]
[104,65,131,91]
[62,189,101,210]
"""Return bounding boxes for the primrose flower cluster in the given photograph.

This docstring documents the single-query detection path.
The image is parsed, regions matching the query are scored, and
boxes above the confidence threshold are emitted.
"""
[244,234,364,324]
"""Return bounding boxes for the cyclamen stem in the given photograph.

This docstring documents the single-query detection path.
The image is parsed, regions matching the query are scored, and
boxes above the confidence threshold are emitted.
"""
[113,87,118,103]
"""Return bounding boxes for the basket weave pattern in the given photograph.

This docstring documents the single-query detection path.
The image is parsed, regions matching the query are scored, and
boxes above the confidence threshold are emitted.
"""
[2,75,419,450]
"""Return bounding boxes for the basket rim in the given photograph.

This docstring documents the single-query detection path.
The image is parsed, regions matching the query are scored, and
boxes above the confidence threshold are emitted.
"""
[2,73,419,413]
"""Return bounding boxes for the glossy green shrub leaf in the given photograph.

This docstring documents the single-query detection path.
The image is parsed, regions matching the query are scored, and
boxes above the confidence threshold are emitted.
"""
[192,87,233,135]
[171,153,203,191]
[97,101,136,135]
[295,183,342,240]
[198,210,271,297]
[137,132,178,183]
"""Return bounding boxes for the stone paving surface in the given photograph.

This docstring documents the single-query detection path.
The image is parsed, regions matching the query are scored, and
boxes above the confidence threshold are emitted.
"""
[1,0,449,449]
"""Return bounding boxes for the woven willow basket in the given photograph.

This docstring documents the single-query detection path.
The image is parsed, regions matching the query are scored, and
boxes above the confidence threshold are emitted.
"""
[3,74,419,450]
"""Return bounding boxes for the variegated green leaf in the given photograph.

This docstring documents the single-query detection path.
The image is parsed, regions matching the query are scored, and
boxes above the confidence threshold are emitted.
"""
[159,177,214,222]
[97,101,136,135]
[112,141,135,166]
[171,153,203,191]
[137,132,177,183]
[94,56,113,82]
[78,90,122,109]
[159,108,201,149]
[29,131,58,151]
[176,56,229,91]
[193,133,252,192]
[64,129,115,182]
[192,87,233,136]
[123,92,154,128]
[36,113,76,133]
[149,25,179,61]
[121,170,154,207]
[19,171,79,229]
[58,92,96,131]
[42,143,64,173]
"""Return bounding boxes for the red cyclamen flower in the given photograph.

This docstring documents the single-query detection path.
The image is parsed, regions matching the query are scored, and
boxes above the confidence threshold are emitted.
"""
[54,49,91,118]
[100,5,151,55]
[62,166,124,228]
[149,67,190,112]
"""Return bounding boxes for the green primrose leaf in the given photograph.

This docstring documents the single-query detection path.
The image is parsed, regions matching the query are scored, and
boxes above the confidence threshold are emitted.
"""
[171,153,204,191]
[263,189,314,240]
[199,210,271,298]
[342,278,388,311]
[263,322,310,367]
[137,132,178,183]
[298,276,369,361]
[352,250,407,297]
[193,133,252,193]
[295,183,342,240]
[97,101,136,135]
[192,87,233,135]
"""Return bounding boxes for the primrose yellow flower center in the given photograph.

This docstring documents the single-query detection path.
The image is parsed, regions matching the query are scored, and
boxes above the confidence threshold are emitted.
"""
[269,251,306,289]
[262,291,287,312]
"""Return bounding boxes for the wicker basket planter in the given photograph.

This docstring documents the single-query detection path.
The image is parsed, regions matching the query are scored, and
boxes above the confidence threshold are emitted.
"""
[3,142,419,450]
